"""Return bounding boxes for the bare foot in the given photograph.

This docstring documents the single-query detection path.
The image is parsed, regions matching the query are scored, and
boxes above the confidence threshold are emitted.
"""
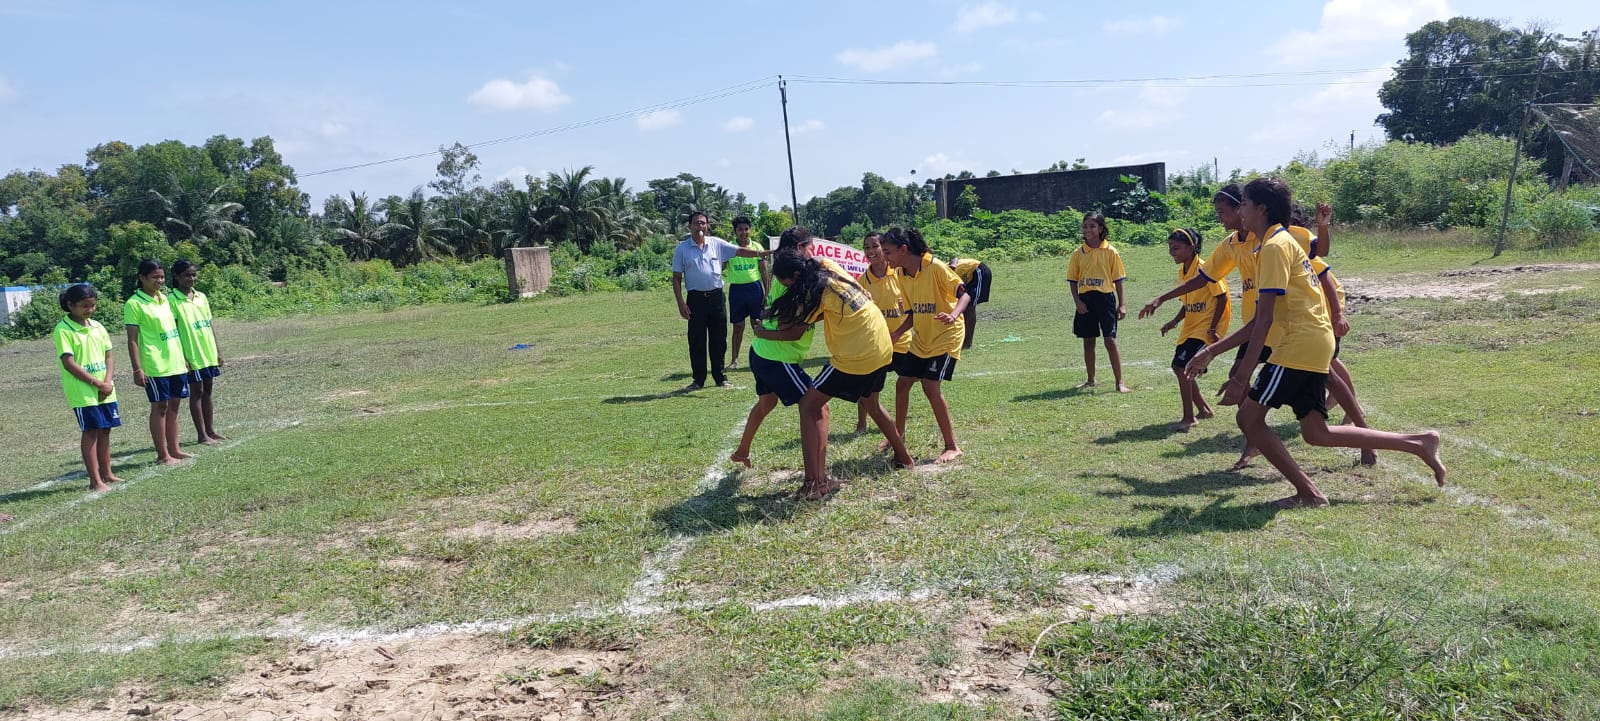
[172,450,194,460]
[1419,431,1446,486]
[1229,448,1259,471]
[1359,450,1378,467]
[210,433,229,441]
[1196,409,1215,420]
[89,480,111,492]
[1116,383,1133,393]
[795,477,842,501]
[853,424,868,435]
[892,455,915,470]
[106,475,128,484]
[936,448,963,463]
[0,513,13,523]
[1170,419,1196,432]
[158,457,183,466]
[1270,494,1330,509]
[1075,380,1096,389]
[727,359,739,370]
[876,438,892,452]
[199,437,222,446]
[729,452,752,469]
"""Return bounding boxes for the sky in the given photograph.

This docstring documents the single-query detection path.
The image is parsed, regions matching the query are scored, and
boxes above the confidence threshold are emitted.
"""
[0,0,1593,210]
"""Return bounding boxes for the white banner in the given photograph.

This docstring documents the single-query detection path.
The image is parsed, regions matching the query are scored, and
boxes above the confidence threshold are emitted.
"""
[766,236,870,277]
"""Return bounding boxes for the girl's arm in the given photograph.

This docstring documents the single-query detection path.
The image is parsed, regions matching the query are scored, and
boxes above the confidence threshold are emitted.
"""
[937,288,971,324]
[1208,293,1227,342]
[759,256,771,293]
[124,326,146,386]
[1318,271,1348,338]
[1114,279,1127,320]
[1069,281,1086,313]
[1139,275,1209,318]
[1314,202,1333,259]
[889,315,912,341]
[61,354,113,400]
[752,321,809,341]
[1161,307,1184,335]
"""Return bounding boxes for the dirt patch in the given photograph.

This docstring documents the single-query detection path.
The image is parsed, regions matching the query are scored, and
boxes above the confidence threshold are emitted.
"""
[1345,261,1600,304]
[446,518,578,541]
[316,389,371,402]
[11,637,658,721]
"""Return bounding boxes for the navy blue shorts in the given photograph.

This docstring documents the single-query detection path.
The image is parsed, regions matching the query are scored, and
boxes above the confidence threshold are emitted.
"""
[74,401,122,432]
[1073,292,1118,339]
[812,362,889,404]
[727,281,766,324]
[749,349,812,406]
[1235,344,1274,365]
[188,365,221,383]
[967,263,992,304]
[893,352,957,381]
[144,373,190,403]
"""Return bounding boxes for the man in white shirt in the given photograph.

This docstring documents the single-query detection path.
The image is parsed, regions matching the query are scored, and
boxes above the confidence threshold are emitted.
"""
[671,212,772,391]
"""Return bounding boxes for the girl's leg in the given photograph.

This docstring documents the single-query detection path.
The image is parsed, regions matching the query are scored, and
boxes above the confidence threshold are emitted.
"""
[1172,368,1196,431]
[1324,369,1376,466]
[729,323,745,370]
[200,377,223,442]
[962,303,977,350]
[1106,338,1131,393]
[190,378,213,445]
[1077,337,1096,388]
[81,431,110,491]
[149,401,175,464]
[1191,378,1214,419]
[731,394,779,467]
[883,376,915,451]
[855,394,870,434]
[1237,401,1327,508]
[920,379,962,463]
[863,397,914,467]
[1331,358,1363,423]
[165,399,192,460]
[797,389,836,497]
[98,428,123,483]
[1298,413,1445,486]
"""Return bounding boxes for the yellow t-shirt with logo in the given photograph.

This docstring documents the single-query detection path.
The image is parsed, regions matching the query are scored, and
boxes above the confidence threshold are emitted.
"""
[1177,259,1231,345]
[1200,231,1258,322]
[949,258,982,284]
[858,266,912,354]
[1065,242,1125,295]
[899,254,966,360]
[804,269,893,375]
[1256,227,1334,373]
[1310,257,1346,309]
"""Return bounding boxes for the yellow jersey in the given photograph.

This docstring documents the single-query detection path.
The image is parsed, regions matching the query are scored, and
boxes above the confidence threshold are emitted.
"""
[1177,259,1231,344]
[1065,241,1125,295]
[1256,226,1334,373]
[899,253,966,359]
[1310,257,1346,310]
[950,257,982,284]
[804,269,894,375]
[1200,231,1258,322]
[858,266,912,354]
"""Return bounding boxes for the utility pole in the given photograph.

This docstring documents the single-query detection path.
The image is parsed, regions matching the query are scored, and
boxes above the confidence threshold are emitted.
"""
[779,76,801,227]
[1494,59,1548,257]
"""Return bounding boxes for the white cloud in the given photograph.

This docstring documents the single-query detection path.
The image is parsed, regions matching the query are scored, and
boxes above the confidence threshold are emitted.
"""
[1094,83,1196,130]
[467,73,571,111]
[953,2,1017,33]
[499,166,532,183]
[1309,68,1391,106]
[1272,0,1451,63]
[636,109,683,131]
[715,157,733,168]
[918,152,982,177]
[0,73,15,102]
[1111,149,1191,166]
[722,115,754,132]
[1103,15,1182,35]
[835,41,937,72]
[792,119,824,134]
[318,119,348,137]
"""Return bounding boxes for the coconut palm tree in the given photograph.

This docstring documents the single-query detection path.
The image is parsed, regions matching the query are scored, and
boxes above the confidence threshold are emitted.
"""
[539,166,607,250]
[378,189,452,265]
[448,203,502,260]
[500,187,544,250]
[149,182,257,248]
[326,191,382,261]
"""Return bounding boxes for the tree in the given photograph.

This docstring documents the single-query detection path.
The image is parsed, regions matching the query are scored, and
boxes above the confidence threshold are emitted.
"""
[540,167,607,250]
[378,189,452,265]
[148,181,257,265]
[429,142,482,200]
[325,192,382,261]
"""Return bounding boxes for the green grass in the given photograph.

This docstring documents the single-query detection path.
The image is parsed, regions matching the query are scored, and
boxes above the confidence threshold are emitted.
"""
[2,232,1599,717]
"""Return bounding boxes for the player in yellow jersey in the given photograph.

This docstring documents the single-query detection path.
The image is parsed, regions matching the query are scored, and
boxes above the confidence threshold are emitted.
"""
[947,256,990,350]
[53,284,126,491]
[881,227,969,464]
[755,231,915,500]
[1067,212,1130,393]
[854,232,911,436]
[1291,202,1377,466]
[1184,178,1445,509]
[1158,229,1230,432]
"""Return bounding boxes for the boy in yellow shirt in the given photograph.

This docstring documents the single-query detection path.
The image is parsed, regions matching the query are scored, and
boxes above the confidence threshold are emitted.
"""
[1066,211,1129,393]
[1184,178,1446,509]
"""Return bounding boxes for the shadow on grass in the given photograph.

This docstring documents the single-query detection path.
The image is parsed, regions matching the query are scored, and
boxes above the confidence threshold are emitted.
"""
[603,388,702,404]
[652,469,799,537]
[0,483,84,506]
[1012,386,1091,402]
[1094,470,1278,501]
[1113,492,1283,536]
[773,430,870,451]
[57,447,155,468]
[657,372,693,382]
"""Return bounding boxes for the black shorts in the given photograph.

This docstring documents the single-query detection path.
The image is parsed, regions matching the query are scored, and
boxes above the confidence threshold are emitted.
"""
[749,350,812,406]
[1073,292,1118,339]
[812,362,889,403]
[1248,363,1328,420]
[966,263,992,305]
[727,281,765,324]
[893,352,957,381]
[1172,338,1206,370]
[1234,343,1273,365]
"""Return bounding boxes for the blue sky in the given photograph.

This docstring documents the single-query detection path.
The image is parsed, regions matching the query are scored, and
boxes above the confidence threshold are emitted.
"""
[0,0,1592,209]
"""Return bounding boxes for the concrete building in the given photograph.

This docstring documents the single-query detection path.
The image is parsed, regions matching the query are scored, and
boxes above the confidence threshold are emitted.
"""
[934,163,1166,219]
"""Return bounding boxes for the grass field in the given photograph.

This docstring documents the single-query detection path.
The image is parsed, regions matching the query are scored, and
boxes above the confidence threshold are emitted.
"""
[2,232,1599,719]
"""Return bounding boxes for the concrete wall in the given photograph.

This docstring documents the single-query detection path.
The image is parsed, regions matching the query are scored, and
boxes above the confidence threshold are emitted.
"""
[935,163,1166,218]
[1,286,34,325]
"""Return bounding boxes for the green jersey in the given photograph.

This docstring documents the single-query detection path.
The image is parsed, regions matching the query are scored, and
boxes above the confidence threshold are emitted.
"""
[53,317,117,408]
[725,240,763,285]
[123,289,186,377]
[750,283,815,364]
[168,288,219,369]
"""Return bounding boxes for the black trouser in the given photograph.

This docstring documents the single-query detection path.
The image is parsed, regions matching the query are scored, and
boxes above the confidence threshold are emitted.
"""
[686,288,728,386]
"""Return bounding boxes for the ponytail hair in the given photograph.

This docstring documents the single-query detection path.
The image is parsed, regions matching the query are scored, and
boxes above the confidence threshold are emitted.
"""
[59,283,97,312]
[880,226,929,256]
[137,258,163,278]
[777,225,813,251]
[1168,227,1203,254]
[1288,202,1309,228]
[1242,177,1293,228]
[767,249,829,328]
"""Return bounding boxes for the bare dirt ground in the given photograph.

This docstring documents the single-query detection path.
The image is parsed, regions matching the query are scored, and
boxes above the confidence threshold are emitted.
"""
[1343,261,1600,303]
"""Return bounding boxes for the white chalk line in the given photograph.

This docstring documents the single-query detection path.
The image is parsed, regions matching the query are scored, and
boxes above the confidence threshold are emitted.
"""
[0,570,1169,661]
